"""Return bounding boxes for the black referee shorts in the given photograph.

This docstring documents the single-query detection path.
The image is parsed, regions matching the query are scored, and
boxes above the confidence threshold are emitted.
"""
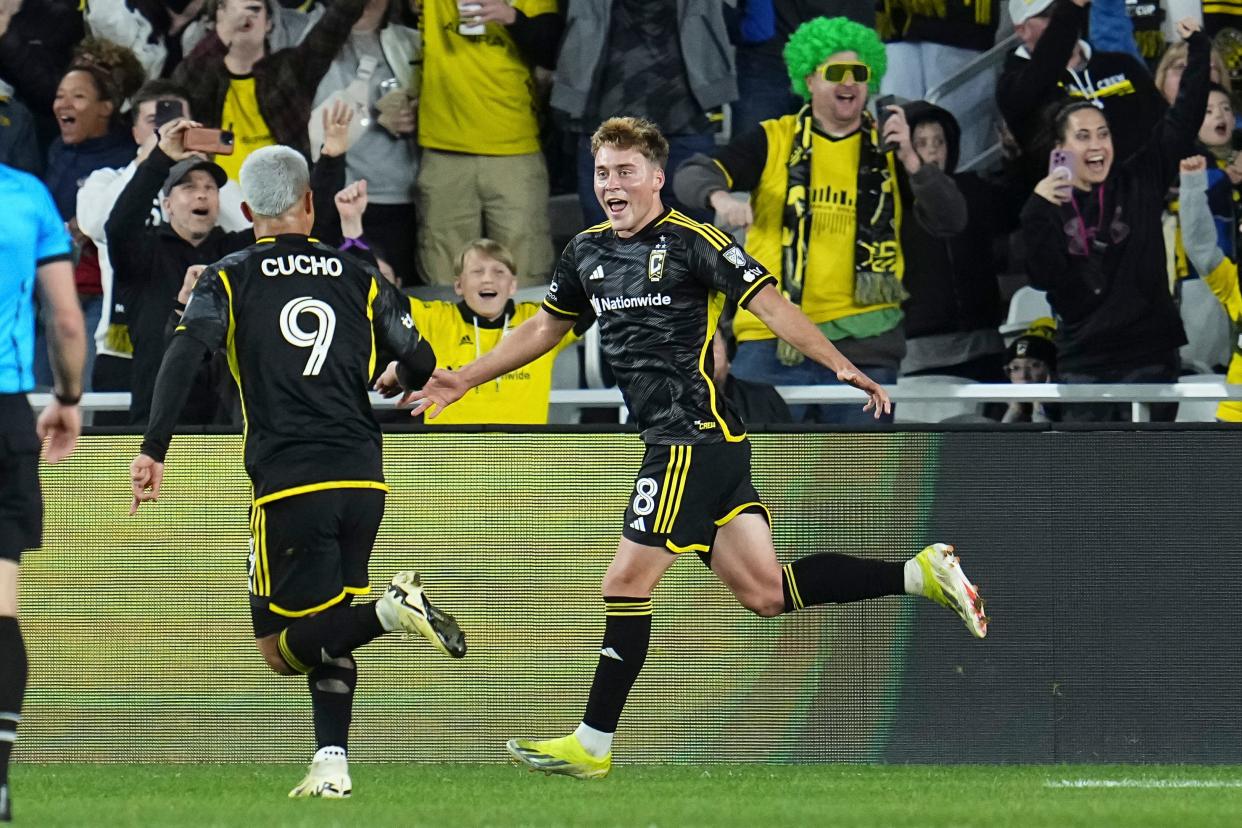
[247,486,385,638]
[621,439,770,555]
[0,394,42,562]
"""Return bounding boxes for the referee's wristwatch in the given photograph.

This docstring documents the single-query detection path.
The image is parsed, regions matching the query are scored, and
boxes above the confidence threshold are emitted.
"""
[54,390,81,406]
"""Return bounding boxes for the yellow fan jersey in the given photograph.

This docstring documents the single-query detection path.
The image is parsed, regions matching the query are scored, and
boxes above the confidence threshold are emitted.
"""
[408,299,576,425]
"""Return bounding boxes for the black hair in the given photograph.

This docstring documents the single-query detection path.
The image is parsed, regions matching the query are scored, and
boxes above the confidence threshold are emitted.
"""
[1053,100,1108,143]
[131,79,191,113]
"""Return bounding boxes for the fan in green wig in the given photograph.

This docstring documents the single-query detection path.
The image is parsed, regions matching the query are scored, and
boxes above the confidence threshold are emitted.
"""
[784,16,887,100]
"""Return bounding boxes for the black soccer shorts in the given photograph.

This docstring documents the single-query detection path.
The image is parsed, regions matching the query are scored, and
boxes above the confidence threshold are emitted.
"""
[0,395,42,562]
[621,439,770,555]
[247,486,385,638]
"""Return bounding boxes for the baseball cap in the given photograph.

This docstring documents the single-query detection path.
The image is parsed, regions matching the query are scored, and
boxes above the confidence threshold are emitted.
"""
[1009,0,1055,26]
[162,157,227,197]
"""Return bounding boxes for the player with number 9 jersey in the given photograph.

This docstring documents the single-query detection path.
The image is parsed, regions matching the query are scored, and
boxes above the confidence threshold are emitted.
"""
[169,235,425,499]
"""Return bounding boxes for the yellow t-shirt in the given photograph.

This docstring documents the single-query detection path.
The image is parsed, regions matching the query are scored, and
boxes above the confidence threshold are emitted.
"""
[731,115,904,343]
[217,76,274,181]
[417,0,555,155]
[410,299,575,424]
[1201,257,1242,422]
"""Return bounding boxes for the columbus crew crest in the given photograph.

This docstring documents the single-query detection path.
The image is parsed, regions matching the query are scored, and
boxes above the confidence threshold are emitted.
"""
[648,235,670,282]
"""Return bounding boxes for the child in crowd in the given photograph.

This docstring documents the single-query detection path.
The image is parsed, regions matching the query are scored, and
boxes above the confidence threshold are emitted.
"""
[405,239,583,425]
[1002,319,1059,424]
[1193,84,1241,261]
[1177,155,1242,422]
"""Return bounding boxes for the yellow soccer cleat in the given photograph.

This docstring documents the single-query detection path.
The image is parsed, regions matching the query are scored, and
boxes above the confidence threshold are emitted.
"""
[916,543,988,638]
[288,747,352,799]
[380,571,467,658]
[506,734,612,780]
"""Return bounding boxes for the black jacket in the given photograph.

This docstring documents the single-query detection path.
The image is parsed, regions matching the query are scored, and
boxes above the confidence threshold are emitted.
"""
[998,0,1162,186]
[900,102,1020,340]
[1018,31,1211,375]
[105,147,252,425]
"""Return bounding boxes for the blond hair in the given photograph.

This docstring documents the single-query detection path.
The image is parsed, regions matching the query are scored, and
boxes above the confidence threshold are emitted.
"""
[1155,41,1232,103]
[455,238,517,278]
[590,117,670,169]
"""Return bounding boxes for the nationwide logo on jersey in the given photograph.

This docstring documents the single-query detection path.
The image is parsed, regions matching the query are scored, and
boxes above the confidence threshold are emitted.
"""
[648,234,670,283]
[589,265,605,281]
[723,246,747,268]
[588,293,673,315]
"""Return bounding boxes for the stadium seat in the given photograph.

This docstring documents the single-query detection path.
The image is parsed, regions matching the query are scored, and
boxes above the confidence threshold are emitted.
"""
[893,375,982,423]
[1175,373,1227,423]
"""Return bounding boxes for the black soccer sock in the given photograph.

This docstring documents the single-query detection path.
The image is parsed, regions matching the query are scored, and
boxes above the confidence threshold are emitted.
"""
[582,597,652,734]
[0,617,28,787]
[781,553,905,613]
[308,654,357,751]
[278,601,386,674]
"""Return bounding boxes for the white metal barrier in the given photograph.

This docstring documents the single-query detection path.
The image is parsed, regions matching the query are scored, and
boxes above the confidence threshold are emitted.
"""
[29,383,1242,424]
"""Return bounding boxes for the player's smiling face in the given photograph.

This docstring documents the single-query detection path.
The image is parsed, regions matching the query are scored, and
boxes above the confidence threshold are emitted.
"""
[594,145,666,238]
[455,248,517,320]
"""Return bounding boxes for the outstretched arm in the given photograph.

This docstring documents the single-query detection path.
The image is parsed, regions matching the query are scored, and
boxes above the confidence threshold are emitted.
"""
[1178,156,1225,276]
[401,309,574,418]
[131,267,229,513]
[745,284,892,417]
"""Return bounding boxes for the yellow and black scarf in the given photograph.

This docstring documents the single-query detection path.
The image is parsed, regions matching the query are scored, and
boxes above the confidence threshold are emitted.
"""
[778,106,904,364]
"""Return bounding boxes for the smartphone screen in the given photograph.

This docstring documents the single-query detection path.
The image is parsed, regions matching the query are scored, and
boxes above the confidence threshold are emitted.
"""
[154,99,184,129]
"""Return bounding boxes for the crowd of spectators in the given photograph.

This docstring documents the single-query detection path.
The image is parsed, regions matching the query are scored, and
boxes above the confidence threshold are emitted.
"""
[5,0,1242,426]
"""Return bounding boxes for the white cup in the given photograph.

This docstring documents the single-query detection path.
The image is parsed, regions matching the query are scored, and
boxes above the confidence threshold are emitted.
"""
[458,2,485,36]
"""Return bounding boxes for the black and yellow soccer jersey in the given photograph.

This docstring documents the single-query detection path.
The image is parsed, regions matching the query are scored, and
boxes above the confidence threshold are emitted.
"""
[542,208,777,445]
[174,234,431,501]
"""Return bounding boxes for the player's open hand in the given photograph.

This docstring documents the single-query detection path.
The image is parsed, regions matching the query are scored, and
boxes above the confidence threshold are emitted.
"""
[402,368,468,418]
[1176,17,1201,40]
[130,454,164,515]
[36,400,80,464]
[837,366,892,419]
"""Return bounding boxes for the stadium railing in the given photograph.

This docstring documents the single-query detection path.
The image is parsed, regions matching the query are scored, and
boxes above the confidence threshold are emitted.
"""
[29,382,1242,423]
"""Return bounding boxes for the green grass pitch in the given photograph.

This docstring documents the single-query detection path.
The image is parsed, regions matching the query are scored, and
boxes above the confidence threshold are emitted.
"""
[11,764,1242,827]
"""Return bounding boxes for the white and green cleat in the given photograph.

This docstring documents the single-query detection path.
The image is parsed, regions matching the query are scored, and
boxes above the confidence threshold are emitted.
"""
[380,571,467,658]
[506,734,612,780]
[289,746,352,799]
[916,543,988,638]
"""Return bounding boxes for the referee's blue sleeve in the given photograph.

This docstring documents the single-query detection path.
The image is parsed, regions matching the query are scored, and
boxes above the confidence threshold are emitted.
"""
[34,179,71,263]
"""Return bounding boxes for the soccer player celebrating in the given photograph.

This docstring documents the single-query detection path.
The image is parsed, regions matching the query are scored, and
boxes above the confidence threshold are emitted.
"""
[0,164,86,823]
[387,117,988,779]
[129,146,466,799]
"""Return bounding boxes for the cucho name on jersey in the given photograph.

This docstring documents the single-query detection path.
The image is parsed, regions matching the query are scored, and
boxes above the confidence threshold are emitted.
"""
[260,255,344,278]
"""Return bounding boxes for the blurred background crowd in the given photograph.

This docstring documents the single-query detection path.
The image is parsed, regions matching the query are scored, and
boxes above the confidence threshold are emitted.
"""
[6,0,1241,426]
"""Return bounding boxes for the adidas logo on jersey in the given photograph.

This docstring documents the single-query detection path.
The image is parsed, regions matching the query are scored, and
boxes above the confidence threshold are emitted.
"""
[459,335,473,345]
[589,265,605,281]
[629,517,646,532]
